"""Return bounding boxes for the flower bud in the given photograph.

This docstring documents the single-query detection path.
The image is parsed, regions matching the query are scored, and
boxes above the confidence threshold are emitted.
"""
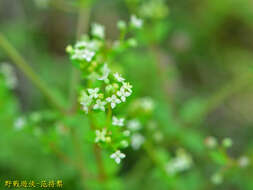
[222,137,233,148]
[117,20,127,30]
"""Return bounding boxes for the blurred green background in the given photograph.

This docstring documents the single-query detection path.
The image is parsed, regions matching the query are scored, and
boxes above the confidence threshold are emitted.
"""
[1,0,253,189]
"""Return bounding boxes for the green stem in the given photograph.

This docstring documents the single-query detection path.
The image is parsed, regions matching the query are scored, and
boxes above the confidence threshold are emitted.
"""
[143,142,166,174]
[68,6,91,112]
[0,33,65,113]
[89,114,107,182]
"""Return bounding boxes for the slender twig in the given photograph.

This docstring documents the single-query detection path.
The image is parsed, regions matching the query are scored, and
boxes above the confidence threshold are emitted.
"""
[89,114,107,182]
[0,33,66,114]
[50,142,93,190]
[93,144,107,181]
[50,142,79,168]
[70,128,89,178]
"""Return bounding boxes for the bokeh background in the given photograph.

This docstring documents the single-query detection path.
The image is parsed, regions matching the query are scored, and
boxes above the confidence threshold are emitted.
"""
[1,0,253,189]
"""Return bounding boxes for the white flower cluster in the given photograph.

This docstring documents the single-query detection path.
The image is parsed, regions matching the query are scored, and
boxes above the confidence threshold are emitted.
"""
[165,149,193,176]
[139,0,169,19]
[14,117,26,131]
[79,65,132,113]
[140,97,155,112]
[94,116,128,164]
[126,119,145,150]
[211,173,223,185]
[204,136,218,149]
[68,24,103,63]
[130,15,143,29]
[91,23,105,39]
[238,156,250,168]
[0,63,17,89]
[71,48,95,62]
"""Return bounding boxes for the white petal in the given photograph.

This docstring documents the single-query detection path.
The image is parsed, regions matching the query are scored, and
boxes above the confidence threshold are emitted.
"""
[115,157,121,164]
[110,153,116,159]
[121,96,126,102]
[119,153,126,159]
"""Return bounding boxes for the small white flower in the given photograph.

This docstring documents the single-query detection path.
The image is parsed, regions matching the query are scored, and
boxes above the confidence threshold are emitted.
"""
[88,88,100,99]
[238,156,250,168]
[0,63,17,89]
[130,15,143,29]
[141,97,154,112]
[165,149,193,176]
[114,72,125,82]
[112,116,125,126]
[93,99,107,111]
[75,40,98,51]
[98,63,110,81]
[91,23,105,39]
[122,82,132,93]
[95,129,107,143]
[211,173,223,185]
[71,49,95,62]
[127,119,141,131]
[117,87,131,102]
[110,150,126,164]
[131,133,145,150]
[106,95,121,109]
[120,140,129,148]
[14,117,26,130]
[80,91,92,114]
[222,137,233,148]
[81,104,89,114]
[204,136,217,149]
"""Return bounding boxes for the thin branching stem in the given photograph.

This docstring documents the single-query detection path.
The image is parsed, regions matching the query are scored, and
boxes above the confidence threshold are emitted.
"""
[0,33,66,114]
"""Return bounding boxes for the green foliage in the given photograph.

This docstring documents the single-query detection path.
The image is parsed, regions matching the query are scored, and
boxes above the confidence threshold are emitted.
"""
[0,0,253,189]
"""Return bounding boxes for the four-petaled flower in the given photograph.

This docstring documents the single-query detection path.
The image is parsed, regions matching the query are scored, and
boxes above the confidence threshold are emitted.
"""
[117,87,131,102]
[112,116,125,126]
[122,82,132,93]
[88,88,100,99]
[130,15,143,29]
[114,72,125,82]
[110,150,126,164]
[93,99,107,111]
[106,95,121,109]
[95,129,107,143]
